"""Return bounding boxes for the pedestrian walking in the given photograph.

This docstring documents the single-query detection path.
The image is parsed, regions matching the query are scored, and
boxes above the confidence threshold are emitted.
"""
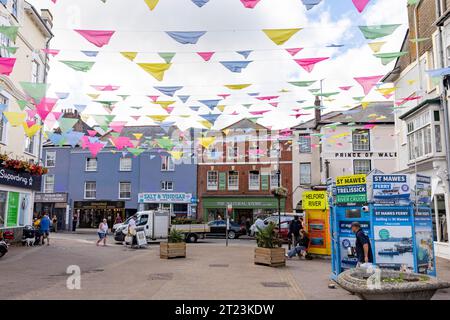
[107,214,113,232]
[52,215,58,233]
[288,216,303,249]
[126,215,137,247]
[96,219,109,246]
[114,213,123,225]
[39,213,51,246]
[72,213,78,232]
[351,222,373,265]
[245,217,251,236]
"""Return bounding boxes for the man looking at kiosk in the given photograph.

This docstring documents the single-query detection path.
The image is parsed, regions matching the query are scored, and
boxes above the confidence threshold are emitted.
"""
[351,222,373,265]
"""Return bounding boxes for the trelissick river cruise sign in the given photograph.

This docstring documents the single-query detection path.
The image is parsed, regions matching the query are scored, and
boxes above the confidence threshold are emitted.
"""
[335,174,367,204]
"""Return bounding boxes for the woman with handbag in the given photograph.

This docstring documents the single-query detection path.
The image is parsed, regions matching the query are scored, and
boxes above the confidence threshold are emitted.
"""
[96,219,109,247]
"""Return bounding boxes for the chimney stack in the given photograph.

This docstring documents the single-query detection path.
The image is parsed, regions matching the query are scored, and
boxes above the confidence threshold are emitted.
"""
[314,96,321,127]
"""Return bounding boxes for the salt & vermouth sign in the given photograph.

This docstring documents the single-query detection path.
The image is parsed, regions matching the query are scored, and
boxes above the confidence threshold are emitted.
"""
[0,166,42,191]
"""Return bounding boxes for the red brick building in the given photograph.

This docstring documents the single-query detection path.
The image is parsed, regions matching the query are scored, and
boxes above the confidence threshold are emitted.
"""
[197,119,293,223]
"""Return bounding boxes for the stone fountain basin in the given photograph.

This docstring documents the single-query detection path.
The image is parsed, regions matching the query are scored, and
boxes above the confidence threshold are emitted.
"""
[337,268,450,300]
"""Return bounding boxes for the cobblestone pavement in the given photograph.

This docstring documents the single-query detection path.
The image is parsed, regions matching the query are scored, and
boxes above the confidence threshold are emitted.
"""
[0,230,448,300]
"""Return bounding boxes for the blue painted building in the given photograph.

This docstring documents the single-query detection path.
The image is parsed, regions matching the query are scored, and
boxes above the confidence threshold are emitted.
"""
[36,125,197,229]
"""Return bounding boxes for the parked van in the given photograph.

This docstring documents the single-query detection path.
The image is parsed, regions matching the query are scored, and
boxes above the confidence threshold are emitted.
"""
[114,211,211,243]
[114,211,170,242]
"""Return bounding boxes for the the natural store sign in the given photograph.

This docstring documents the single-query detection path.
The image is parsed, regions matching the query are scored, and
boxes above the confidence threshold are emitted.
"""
[335,174,367,204]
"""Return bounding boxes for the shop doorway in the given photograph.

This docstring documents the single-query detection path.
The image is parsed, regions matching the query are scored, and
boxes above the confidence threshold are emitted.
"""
[79,208,125,228]
[433,194,448,243]
[235,209,253,234]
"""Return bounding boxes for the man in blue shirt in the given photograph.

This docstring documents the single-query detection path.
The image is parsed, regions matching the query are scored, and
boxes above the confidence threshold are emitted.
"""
[351,222,373,265]
[39,213,51,246]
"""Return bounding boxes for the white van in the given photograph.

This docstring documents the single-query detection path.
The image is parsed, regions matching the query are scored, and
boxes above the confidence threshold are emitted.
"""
[114,211,170,242]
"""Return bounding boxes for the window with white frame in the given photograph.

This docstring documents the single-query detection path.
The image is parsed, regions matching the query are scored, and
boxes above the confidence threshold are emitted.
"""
[270,170,280,189]
[228,171,239,190]
[161,156,175,171]
[0,29,10,58]
[119,182,131,199]
[270,141,280,159]
[300,163,312,185]
[161,181,174,191]
[227,144,239,160]
[207,171,218,190]
[353,159,371,175]
[85,158,97,171]
[248,171,260,191]
[84,181,96,199]
[352,129,370,151]
[298,134,312,153]
[207,147,219,160]
[31,60,40,83]
[45,151,56,167]
[249,144,260,159]
[11,0,18,18]
[43,175,54,193]
[119,157,132,171]
[24,135,35,154]
[0,117,5,144]
[0,95,7,143]
[406,110,441,160]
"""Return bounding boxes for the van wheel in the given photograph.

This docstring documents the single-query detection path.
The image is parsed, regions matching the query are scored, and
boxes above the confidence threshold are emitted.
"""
[228,231,236,239]
[186,234,198,243]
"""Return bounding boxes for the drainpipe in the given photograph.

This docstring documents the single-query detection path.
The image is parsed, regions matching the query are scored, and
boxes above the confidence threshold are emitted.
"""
[435,0,450,191]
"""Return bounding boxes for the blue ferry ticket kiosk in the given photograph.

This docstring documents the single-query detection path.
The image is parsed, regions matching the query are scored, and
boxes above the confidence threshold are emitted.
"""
[330,173,437,280]
[331,205,372,279]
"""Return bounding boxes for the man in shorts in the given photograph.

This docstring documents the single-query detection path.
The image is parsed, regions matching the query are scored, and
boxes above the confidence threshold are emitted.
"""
[39,213,51,246]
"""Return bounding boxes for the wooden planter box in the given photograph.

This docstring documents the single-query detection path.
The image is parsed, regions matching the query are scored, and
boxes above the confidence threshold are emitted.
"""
[160,242,186,259]
[254,247,286,267]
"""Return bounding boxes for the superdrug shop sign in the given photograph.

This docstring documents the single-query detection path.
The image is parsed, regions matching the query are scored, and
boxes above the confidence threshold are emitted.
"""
[0,166,42,191]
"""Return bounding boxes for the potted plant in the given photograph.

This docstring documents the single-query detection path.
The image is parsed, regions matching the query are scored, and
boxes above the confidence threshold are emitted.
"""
[254,222,286,267]
[160,228,186,259]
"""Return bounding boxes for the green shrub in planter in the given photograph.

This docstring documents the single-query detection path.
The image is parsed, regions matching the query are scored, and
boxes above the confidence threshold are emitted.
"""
[168,228,185,243]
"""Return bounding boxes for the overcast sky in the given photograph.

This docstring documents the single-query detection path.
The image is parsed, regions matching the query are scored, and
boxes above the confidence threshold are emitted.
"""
[28,0,408,131]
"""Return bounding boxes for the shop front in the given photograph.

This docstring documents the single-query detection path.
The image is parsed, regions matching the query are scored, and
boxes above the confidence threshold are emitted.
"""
[74,201,126,228]
[138,193,197,218]
[34,193,68,231]
[0,166,41,234]
[201,197,286,224]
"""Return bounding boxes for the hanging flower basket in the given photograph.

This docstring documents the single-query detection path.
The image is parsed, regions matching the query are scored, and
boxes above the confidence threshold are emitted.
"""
[0,154,48,176]
[271,187,288,199]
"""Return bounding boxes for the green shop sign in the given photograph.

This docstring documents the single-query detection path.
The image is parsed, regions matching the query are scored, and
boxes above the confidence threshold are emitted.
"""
[336,184,367,204]
[7,192,19,227]
[203,197,284,209]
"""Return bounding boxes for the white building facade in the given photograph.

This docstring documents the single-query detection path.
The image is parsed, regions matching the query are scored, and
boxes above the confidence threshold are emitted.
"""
[292,102,396,211]
[384,0,450,259]
[0,1,52,232]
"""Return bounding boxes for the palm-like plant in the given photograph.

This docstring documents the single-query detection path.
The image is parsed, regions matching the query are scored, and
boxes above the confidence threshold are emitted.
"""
[168,229,184,243]
[255,222,282,248]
